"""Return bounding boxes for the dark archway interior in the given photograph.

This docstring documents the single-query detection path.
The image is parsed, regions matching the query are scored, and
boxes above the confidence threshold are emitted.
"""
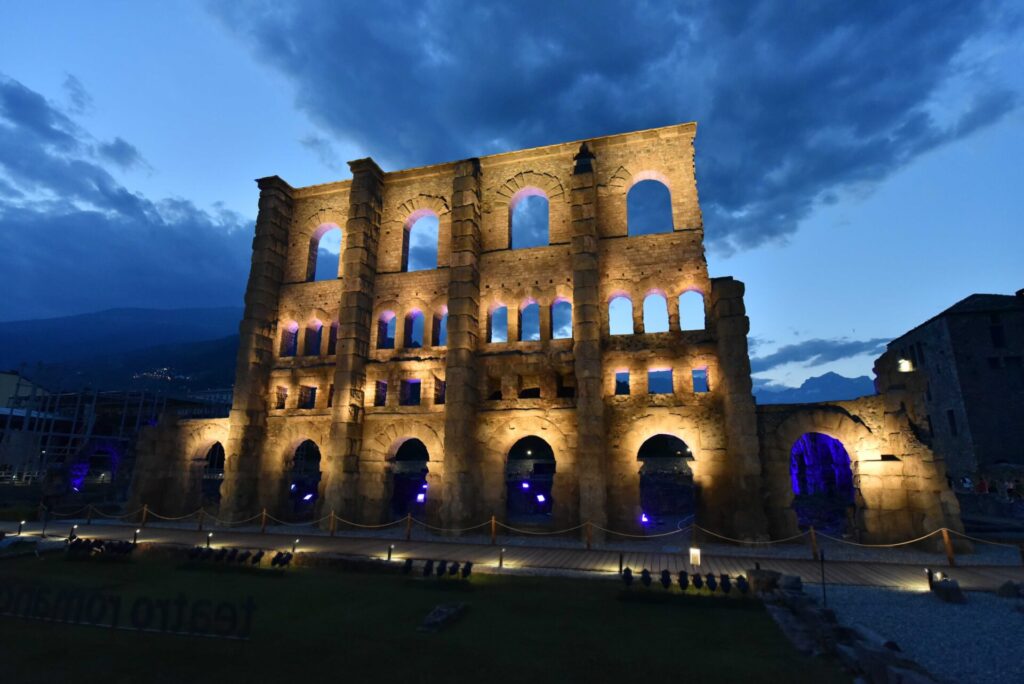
[290,440,322,519]
[201,442,225,504]
[390,439,429,518]
[505,436,555,522]
[637,434,695,529]
[790,432,855,534]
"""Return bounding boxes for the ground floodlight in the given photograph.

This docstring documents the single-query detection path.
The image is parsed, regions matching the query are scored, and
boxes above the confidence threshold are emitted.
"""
[692,573,704,590]
[436,560,448,577]
[706,573,717,592]
[461,561,473,579]
[677,570,689,591]
[720,574,732,594]
[251,550,264,565]
[622,567,634,587]
[423,559,434,577]
[416,493,425,503]
[449,562,460,576]
[536,494,546,503]
[736,575,749,594]
[641,512,649,524]
[660,569,672,589]
[403,558,414,574]
[640,569,652,588]
[521,482,530,489]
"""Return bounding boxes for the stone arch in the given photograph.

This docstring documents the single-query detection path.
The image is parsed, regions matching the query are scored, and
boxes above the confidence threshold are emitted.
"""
[493,171,565,211]
[637,434,696,530]
[306,222,344,281]
[361,418,445,522]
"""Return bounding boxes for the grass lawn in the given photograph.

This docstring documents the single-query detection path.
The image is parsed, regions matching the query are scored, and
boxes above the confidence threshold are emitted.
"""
[0,551,850,683]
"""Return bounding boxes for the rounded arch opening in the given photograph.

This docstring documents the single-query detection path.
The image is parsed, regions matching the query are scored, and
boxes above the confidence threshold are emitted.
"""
[608,295,633,335]
[389,438,430,519]
[377,311,397,349]
[403,211,439,272]
[289,439,322,520]
[789,432,855,535]
[308,223,343,281]
[679,290,705,331]
[637,435,695,530]
[642,292,669,333]
[505,436,555,523]
[627,179,673,236]
[551,298,572,340]
[202,442,225,505]
[519,299,540,341]
[509,187,549,249]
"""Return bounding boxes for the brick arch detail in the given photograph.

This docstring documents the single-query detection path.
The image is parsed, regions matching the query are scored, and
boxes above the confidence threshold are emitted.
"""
[493,171,565,208]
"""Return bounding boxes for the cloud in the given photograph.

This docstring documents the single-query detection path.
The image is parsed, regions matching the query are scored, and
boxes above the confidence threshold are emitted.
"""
[750,337,888,374]
[97,136,146,170]
[211,0,1021,251]
[300,134,340,170]
[62,74,93,115]
[0,74,251,320]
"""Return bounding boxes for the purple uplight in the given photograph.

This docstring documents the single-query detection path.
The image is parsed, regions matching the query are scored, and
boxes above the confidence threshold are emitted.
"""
[641,512,649,524]
[536,494,546,503]
[303,493,313,501]
[421,483,428,489]
[416,493,426,503]
[521,482,530,489]
[290,484,296,491]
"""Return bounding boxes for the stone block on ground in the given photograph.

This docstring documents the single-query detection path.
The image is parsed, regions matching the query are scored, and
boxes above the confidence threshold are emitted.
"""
[930,578,966,604]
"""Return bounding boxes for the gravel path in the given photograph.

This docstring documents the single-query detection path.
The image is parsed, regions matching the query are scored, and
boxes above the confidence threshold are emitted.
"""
[813,584,1024,684]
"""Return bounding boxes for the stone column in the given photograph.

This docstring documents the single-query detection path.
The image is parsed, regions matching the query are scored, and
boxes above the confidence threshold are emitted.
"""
[709,277,769,539]
[667,295,680,332]
[322,158,385,523]
[570,143,608,537]
[441,159,483,527]
[220,176,293,522]
[539,302,553,341]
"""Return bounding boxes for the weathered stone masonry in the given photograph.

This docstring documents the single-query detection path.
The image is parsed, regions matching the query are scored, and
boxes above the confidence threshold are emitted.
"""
[130,123,964,543]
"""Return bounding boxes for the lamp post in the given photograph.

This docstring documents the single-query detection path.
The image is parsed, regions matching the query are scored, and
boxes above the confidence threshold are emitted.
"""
[292,538,299,553]
[17,520,25,535]
[206,532,213,548]
[499,547,506,568]
[387,544,394,561]
[133,528,140,546]
[69,523,78,540]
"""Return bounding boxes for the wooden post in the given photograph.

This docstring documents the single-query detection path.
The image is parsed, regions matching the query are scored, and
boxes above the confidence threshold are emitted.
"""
[586,521,592,550]
[809,525,820,561]
[197,509,204,532]
[86,504,93,525]
[405,513,412,541]
[260,508,267,534]
[140,504,148,528]
[490,515,497,545]
[941,528,956,567]
[329,510,337,537]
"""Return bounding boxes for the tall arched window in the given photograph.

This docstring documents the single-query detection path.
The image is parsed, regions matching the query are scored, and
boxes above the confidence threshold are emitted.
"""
[280,321,299,356]
[679,290,705,330]
[551,299,572,340]
[642,293,669,333]
[327,320,339,355]
[608,296,633,335]
[432,307,448,347]
[489,305,508,343]
[402,211,439,272]
[404,310,425,348]
[519,300,540,341]
[304,319,323,356]
[307,223,343,281]
[377,311,396,349]
[509,188,549,249]
[627,179,673,236]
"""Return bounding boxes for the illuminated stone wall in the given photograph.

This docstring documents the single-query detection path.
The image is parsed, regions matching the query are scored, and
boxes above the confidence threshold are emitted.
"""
[130,123,962,542]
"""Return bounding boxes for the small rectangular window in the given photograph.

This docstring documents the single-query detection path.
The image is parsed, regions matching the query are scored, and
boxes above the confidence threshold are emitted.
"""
[275,386,288,410]
[946,409,957,437]
[327,383,334,408]
[298,385,317,409]
[400,379,421,406]
[614,371,630,396]
[487,377,503,401]
[648,369,673,394]
[692,368,710,393]
[433,377,446,405]
[556,373,576,399]
[374,381,388,407]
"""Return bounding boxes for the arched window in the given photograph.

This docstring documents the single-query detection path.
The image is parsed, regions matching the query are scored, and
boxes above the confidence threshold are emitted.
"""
[202,442,225,504]
[307,223,343,281]
[377,311,396,349]
[608,296,633,335]
[404,310,424,348]
[790,433,855,534]
[290,439,322,519]
[551,299,572,340]
[390,438,430,519]
[432,307,448,347]
[679,291,705,330]
[327,320,339,355]
[489,305,508,343]
[505,436,555,522]
[642,293,669,333]
[402,211,439,272]
[303,319,323,356]
[627,180,673,236]
[509,188,549,249]
[280,321,299,357]
[519,300,540,341]
[637,434,694,529]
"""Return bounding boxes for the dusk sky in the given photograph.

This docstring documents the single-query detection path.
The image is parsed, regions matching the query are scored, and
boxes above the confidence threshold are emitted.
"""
[1,1,1021,389]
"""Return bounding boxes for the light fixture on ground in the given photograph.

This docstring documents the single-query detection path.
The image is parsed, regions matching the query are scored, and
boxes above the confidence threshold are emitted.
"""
[133,528,140,545]
[387,544,394,561]
[17,520,25,535]
[292,538,300,553]
[689,547,701,567]
[499,547,506,568]
[69,523,78,540]
[206,532,213,548]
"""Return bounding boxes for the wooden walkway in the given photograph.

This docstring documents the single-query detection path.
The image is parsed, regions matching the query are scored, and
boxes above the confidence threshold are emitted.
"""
[6,521,1023,592]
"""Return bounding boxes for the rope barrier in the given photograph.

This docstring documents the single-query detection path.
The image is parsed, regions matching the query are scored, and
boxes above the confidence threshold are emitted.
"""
[945,528,1021,549]
[411,518,492,534]
[46,506,90,518]
[332,516,405,529]
[593,525,690,539]
[495,521,587,535]
[693,525,810,545]
[209,513,263,527]
[264,513,332,527]
[146,509,201,521]
[816,528,942,548]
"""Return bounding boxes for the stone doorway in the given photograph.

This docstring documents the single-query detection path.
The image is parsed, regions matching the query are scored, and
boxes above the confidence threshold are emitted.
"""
[790,432,855,535]
[637,434,695,532]
[389,438,429,519]
[289,439,322,521]
[505,436,555,524]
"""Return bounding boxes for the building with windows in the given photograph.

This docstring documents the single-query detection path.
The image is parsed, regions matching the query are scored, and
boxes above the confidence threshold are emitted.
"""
[130,124,963,542]
[877,291,1024,480]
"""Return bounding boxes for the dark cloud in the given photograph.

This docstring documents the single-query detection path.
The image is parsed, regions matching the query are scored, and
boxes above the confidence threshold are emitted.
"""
[750,337,888,374]
[0,74,251,320]
[62,74,93,115]
[97,136,145,170]
[300,134,341,171]
[211,0,1020,251]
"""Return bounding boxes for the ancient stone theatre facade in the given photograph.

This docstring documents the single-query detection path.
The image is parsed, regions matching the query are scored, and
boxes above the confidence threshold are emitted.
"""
[131,123,964,543]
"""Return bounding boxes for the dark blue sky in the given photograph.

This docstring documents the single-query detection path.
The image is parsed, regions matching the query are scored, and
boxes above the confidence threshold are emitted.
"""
[0,1,1021,388]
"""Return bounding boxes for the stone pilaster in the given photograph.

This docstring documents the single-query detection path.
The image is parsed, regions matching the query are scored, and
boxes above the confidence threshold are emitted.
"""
[709,277,769,539]
[441,159,483,527]
[570,143,608,536]
[323,158,385,522]
[220,175,293,521]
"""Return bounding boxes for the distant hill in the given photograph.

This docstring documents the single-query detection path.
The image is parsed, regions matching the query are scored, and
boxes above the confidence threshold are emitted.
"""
[754,372,875,405]
[0,307,242,369]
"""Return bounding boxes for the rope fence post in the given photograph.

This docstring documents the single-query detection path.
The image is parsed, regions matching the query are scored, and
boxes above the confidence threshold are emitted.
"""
[490,515,496,545]
[809,525,819,561]
[329,510,337,537]
[585,521,592,550]
[86,504,93,525]
[140,504,149,528]
[941,528,956,567]
[405,513,412,541]
[197,509,204,532]
[39,504,48,535]
[260,508,267,534]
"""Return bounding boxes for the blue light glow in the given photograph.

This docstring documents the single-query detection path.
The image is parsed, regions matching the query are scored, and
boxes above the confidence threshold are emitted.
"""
[290,484,296,490]
[303,493,313,501]
[641,512,649,524]
[521,482,530,489]
[536,494,545,503]
[416,493,425,503]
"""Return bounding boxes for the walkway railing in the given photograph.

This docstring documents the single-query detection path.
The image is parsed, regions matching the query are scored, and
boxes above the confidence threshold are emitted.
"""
[28,503,1024,568]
